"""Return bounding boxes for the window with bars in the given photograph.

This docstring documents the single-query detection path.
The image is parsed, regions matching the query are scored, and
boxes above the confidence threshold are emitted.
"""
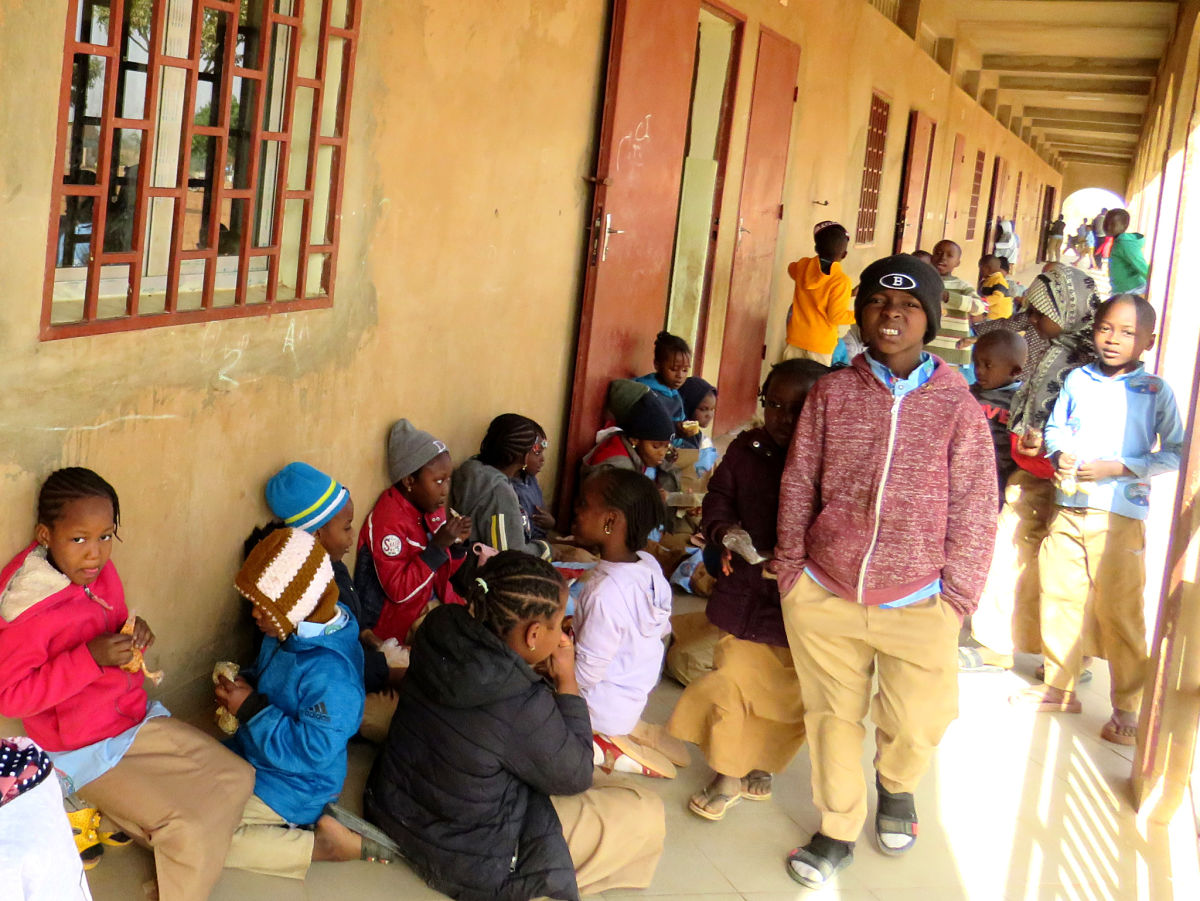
[855,93,890,246]
[43,0,360,339]
[1013,171,1023,222]
[965,149,985,240]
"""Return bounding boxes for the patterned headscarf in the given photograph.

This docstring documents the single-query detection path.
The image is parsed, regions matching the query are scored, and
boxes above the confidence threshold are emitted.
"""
[1008,266,1100,436]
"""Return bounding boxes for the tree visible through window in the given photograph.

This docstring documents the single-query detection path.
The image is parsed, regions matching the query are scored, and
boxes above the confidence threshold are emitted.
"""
[44,0,361,339]
[855,92,890,246]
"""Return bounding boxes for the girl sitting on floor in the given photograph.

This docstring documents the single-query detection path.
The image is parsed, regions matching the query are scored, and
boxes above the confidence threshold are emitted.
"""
[364,551,664,901]
[668,359,829,821]
[634,330,692,443]
[580,390,679,495]
[571,469,688,779]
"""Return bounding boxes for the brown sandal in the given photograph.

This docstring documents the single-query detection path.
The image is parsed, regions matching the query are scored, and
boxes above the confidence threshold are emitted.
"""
[1100,719,1137,746]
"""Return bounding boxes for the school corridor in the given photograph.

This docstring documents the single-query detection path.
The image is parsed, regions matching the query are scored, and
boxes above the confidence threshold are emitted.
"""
[2,0,1200,898]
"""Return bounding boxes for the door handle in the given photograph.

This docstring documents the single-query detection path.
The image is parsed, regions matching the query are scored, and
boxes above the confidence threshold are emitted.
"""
[601,213,624,262]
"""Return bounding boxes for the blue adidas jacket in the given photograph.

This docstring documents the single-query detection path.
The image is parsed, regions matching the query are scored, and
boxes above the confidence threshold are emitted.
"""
[228,604,365,825]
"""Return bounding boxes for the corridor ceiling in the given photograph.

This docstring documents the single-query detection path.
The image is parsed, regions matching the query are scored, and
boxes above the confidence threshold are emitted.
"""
[919,0,1180,168]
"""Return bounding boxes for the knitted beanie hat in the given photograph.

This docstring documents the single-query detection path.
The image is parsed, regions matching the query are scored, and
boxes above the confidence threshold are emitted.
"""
[854,254,944,344]
[387,419,448,484]
[618,392,675,441]
[235,528,339,637]
[606,379,650,424]
[678,376,717,419]
[265,462,349,533]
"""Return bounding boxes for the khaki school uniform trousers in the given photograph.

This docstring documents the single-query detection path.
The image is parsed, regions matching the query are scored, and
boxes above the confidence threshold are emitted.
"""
[1040,507,1148,711]
[667,632,807,776]
[549,773,665,895]
[78,717,255,901]
[781,345,834,366]
[781,573,960,842]
[223,794,314,880]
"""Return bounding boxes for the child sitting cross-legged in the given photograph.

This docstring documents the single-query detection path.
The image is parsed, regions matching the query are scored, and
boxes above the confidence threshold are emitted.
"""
[0,468,254,901]
[219,528,400,878]
[773,255,997,889]
[971,330,1028,507]
[676,376,719,471]
[1010,295,1183,745]
[364,552,665,901]
[571,469,688,779]
[668,358,830,822]
[355,420,472,646]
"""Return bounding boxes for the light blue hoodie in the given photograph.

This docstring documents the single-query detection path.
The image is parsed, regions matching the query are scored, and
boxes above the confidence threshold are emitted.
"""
[1044,364,1183,520]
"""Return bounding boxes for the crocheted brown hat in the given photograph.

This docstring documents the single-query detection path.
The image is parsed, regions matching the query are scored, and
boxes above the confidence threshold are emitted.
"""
[235,528,338,637]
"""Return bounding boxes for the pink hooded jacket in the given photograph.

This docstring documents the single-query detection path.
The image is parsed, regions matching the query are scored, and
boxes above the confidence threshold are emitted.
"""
[0,543,147,751]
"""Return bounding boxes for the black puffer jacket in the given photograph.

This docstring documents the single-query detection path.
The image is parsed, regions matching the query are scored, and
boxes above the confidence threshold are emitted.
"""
[364,604,593,901]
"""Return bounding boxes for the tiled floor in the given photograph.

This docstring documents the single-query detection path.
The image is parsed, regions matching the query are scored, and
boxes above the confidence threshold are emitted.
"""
[85,604,1200,901]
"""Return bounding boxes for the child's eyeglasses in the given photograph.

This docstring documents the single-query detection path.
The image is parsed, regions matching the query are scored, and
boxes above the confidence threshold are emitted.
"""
[760,397,805,415]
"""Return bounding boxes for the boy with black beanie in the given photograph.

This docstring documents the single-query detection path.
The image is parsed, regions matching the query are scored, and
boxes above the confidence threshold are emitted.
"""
[774,254,996,889]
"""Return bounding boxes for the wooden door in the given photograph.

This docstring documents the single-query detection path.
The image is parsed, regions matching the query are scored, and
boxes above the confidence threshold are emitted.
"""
[982,155,1006,255]
[943,133,966,237]
[713,28,800,433]
[1038,184,1057,260]
[892,110,937,253]
[559,0,700,518]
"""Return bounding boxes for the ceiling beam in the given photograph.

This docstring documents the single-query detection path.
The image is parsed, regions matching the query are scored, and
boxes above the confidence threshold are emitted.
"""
[982,55,1158,78]
[1020,106,1143,125]
[997,75,1151,95]
[1039,132,1137,148]
[1027,118,1142,135]
[1057,151,1134,167]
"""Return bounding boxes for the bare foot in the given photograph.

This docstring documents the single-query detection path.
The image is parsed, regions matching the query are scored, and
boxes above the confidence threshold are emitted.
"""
[689,773,744,819]
[312,813,362,862]
[742,769,773,799]
[1009,685,1081,713]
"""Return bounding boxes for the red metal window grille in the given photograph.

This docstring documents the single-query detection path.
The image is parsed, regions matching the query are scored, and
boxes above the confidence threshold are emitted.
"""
[1013,171,1023,223]
[855,92,890,246]
[965,149,985,241]
[42,0,361,340]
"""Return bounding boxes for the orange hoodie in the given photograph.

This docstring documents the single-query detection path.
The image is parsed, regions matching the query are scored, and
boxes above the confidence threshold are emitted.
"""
[785,256,854,354]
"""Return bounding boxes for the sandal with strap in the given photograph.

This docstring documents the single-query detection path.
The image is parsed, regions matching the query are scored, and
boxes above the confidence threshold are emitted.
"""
[1100,718,1138,746]
[742,770,773,801]
[322,804,401,863]
[786,833,854,889]
[1034,663,1093,684]
[67,806,104,871]
[875,777,918,856]
[957,646,1006,673]
[688,783,742,822]
[593,733,676,779]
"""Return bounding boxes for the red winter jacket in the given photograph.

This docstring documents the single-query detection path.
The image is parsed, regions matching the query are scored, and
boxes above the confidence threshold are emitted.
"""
[356,488,465,644]
[0,544,147,751]
[775,355,997,615]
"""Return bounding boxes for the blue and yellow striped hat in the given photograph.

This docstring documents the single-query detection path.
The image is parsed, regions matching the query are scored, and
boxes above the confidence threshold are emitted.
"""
[265,462,349,533]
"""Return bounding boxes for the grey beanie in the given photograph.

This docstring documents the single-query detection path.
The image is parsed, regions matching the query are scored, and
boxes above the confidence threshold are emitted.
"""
[387,419,448,484]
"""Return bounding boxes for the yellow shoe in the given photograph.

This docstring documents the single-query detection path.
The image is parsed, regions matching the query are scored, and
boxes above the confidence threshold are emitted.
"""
[67,806,104,870]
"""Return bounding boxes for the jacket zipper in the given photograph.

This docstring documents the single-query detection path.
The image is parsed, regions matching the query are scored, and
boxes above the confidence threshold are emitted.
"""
[857,394,902,604]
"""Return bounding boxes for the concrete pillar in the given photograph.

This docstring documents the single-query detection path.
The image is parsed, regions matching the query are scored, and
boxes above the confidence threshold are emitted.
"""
[998,103,1012,127]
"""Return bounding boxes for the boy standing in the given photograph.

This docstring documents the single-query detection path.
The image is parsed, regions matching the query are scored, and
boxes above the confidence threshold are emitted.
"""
[926,239,985,367]
[1012,296,1182,745]
[355,420,472,645]
[977,254,1015,320]
[774,255,996,888]
[783,221,854,365]
[971,330,1028,505]
[1104,208,1150,295]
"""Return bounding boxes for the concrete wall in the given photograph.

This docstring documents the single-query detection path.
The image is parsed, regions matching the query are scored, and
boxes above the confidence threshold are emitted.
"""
[0,0,1060,724]
[1061,161,1131,201]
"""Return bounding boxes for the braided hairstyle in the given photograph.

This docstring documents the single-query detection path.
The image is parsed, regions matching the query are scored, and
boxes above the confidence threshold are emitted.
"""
[653,330,691,364]
[478,414,545,469]
[465,550,565,640]
[37,467,121,530]
[585,468,667,552]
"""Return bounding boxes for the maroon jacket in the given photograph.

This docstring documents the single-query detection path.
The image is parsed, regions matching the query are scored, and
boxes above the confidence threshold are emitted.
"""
[701,428,789,647]
[775,355,997,615]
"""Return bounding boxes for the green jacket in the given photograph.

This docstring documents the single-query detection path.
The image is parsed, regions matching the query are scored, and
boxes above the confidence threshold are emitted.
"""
[1109,233,1149,293]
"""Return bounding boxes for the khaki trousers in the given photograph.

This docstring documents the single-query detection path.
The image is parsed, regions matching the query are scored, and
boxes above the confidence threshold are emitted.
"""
[79,717,255,901]
[223,794,314,880]
[782,574,960,842]
[549,773,664,896]
[781,344,834,366]
[667,633,806,776]
[663,610,721,686]
[972,470,1056,656]
[1040,507,1148,710]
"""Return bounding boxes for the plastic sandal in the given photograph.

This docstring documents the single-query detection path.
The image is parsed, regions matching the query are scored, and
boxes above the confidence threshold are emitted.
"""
[68,806,104,870]
[1008,686,1082,713]
[593,733,676,779]
[1035,663,1093,684]
[875,778,918,856]
[1100,719,1138,746]
[688,784,742,821]
[786,833,854,889]
[741,770,773,801]
[322,804,401,863]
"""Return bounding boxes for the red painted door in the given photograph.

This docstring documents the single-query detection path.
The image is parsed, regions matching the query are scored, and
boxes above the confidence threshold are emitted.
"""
[892,110,937,253]
[559,0,700,517]
[713,29,800,434]
[943,133,966,236]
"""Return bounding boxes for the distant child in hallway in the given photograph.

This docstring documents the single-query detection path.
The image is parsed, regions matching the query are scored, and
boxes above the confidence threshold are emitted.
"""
[772,254,996,889]
[572,469,685,779]
[356,420,472,646]
[219,527,397,878]
[978,254,1015,320]
[635,331,692,442]
[1104,208,1150,295]
[926,239,985,367]
[668,358,829,823]
[0,468,254,901]
[970,330,1028,506]
[1011,295,1182,746]
[783,221,854,366]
